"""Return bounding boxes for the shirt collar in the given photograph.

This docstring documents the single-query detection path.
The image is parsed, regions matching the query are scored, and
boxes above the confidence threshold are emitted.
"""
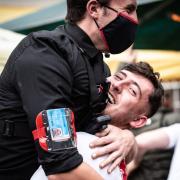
[64,23,100,59]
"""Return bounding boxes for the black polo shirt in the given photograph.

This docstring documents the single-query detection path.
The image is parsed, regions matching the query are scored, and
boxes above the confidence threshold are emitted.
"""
[0,23,110,179]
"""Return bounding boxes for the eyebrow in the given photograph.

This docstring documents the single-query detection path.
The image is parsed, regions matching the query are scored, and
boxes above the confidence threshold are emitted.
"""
[127,4,137,10]
[120,71,142,98]
[126,2,137,11]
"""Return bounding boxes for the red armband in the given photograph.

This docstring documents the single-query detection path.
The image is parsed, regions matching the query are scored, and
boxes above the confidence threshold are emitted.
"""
[32,108,77,152]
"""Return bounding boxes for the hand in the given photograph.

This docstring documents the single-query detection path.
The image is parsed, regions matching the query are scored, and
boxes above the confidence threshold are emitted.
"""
[89,125,136,173]
[126,141,145,175]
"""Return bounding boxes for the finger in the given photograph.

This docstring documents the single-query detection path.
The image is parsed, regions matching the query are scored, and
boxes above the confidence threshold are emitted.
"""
[107,156,124,174]
[91,142,117,159]
[99,150,123,169]
[89,136,112,148]
[95,127,110,137]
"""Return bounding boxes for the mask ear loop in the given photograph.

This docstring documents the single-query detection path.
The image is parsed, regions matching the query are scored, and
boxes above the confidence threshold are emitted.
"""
[104,5,118,13]
[93,18,100,28]
[104,5,127,18]
[93,18,110,52]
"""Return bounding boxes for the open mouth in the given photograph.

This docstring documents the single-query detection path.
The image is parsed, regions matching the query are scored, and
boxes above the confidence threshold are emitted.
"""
[108,92,115,104]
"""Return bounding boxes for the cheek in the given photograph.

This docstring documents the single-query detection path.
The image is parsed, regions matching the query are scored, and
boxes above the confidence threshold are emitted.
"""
[110,110,132,128]
[119,95,139,115]
[119,93,135,107]
[107,104,128,120]
[104,104,123,123]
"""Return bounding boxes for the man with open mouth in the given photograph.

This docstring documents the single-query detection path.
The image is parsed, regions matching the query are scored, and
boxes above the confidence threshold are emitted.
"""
[31,61,164,180]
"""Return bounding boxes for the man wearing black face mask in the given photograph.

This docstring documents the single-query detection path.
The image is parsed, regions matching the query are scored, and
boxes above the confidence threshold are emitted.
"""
[0,0,138,180]
[94,3,138,54]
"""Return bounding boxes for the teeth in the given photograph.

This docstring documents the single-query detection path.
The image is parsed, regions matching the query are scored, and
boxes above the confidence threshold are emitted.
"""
[108,93,115,104]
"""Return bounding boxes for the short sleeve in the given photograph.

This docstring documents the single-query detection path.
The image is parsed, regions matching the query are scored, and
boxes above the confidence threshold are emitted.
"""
[162,124,180,148]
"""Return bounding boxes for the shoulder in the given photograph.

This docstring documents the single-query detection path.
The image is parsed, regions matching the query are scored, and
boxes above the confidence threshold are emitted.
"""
[12,26,81,70]
[76,132,122,180]
[30,26,80,67]
[32,26,79,54]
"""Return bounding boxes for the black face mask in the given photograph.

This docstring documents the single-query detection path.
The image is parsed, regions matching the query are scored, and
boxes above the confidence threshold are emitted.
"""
[95,6,138,54]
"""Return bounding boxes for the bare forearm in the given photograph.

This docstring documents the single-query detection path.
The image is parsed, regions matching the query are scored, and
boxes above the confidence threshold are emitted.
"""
[48,162,103,180]
[136,128,170,152]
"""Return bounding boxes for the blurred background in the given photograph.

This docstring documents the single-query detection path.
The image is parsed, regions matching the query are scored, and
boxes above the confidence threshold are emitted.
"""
[0,1,180,179]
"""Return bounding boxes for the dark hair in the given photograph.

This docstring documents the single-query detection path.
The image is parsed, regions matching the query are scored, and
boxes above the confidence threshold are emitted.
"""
[66,0,109,23]
[121,61,164,118]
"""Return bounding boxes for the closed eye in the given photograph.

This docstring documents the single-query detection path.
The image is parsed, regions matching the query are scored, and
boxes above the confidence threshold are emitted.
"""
[129,87,137,96]
[114,72,126,81]
[114,74,122,81]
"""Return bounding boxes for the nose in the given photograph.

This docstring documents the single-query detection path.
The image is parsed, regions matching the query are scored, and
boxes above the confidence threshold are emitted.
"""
[129,12,138,23]
[133,11,138,23]
[111,79,130,94]
[111,80,122,94]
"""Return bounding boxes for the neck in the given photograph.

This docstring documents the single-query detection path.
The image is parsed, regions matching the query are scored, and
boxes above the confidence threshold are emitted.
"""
[110,122,131,130]
[77,19,106,51]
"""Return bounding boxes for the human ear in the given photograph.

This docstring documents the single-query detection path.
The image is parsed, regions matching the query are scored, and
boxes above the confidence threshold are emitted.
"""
[129,116,147,129]
[86,0,102,19]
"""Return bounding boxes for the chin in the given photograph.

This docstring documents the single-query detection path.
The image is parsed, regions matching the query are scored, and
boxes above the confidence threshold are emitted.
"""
[103,105,111,114]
